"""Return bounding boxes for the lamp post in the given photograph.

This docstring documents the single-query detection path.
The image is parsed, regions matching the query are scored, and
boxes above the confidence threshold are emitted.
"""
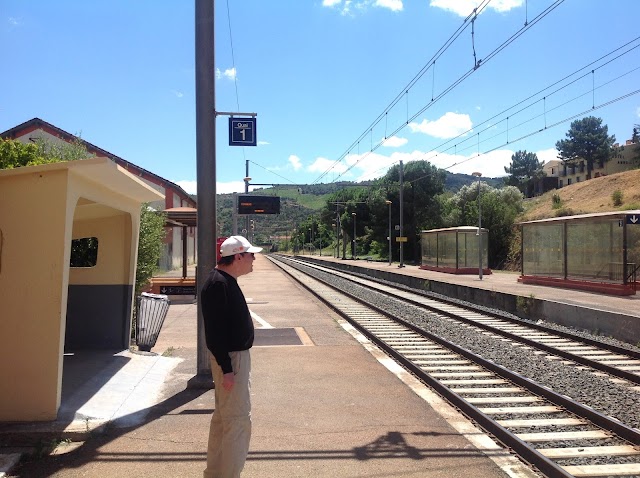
[243,174,251,237]
[472,172,483,280]
[332,223,336,258]
[352,212,356,260]
[385,200,392,265]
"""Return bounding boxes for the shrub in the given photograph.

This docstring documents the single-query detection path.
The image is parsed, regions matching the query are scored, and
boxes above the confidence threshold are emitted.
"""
[612,189,623,207]
[552,193,562,209]
[135,205,167,296]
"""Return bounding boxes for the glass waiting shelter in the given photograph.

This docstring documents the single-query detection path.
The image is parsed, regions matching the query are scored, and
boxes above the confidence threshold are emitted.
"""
[420,226,490,275]
[519,210,640,295]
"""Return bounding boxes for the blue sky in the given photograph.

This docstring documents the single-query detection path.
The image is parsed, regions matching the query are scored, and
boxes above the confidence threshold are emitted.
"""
[2,0,639,194]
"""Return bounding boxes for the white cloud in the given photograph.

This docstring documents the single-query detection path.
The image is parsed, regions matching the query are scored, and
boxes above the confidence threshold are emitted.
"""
[322,0,353,16]
[171,90,184,98]
[636,106,640,118]
[375,0,403,12]
[328,144,564,183]
[439,149,513,177]
[409,112,473,139]
[307,157,350,175]
[215,67,237,81]
[346,150,424,182]
[382,135,408,147]
[257,140,270,146]
[289,154,302,171]
[323,0,402,15]
[430,0,522,17]
[535,148,559,165]
[434,147,559,178]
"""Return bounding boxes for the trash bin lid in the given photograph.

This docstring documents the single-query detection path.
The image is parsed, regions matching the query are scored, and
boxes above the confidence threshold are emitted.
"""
[141,292,169,300]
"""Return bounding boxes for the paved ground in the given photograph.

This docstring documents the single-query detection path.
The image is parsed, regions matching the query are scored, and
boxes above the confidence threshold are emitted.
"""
[0,255,534,478]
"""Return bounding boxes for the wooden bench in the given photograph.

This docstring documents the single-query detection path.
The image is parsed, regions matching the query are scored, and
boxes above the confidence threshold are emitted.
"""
[147,277,196,296]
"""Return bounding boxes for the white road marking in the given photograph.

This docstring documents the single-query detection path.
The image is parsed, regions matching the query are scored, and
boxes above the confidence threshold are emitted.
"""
[251,310,273,329]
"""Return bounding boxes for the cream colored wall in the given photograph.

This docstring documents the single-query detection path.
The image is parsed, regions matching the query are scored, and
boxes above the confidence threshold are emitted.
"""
[70,212,132,285]
[0,170,71,420]
[68,170,141,289]
[559,143,640,186]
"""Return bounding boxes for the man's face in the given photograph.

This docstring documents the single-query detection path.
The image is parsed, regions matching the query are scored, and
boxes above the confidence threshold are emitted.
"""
[237,251,255,275]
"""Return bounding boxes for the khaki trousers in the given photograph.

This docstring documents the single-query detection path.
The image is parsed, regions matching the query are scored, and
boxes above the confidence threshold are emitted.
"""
[204,350,252,478]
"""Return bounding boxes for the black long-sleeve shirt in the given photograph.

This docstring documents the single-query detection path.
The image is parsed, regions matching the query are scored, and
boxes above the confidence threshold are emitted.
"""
[201,268,254,374]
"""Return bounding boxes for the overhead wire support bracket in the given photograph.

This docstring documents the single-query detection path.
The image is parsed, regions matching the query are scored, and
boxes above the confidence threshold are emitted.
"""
[215,111,257,117]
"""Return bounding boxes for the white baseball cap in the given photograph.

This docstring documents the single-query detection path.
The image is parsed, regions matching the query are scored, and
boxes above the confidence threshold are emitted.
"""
[219,235,263,257]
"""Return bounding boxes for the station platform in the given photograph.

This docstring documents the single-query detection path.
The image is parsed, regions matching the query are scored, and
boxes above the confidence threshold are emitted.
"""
[1,254,534,478]
[299,254,640,346]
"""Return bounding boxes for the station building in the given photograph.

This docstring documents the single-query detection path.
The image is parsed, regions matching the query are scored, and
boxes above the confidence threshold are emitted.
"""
[533,141,640,195]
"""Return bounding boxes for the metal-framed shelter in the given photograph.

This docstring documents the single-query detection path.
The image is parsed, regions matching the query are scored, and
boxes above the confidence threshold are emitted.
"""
[519,211,640,295]
[420,226,491,275]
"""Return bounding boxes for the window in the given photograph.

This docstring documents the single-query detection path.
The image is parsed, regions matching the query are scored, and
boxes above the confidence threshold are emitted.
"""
[567,178,572,185]
[70,237,98,267]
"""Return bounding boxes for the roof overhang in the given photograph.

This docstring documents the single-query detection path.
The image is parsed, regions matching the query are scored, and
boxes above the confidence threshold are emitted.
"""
[163,207,197,227]
[0,157,164,204]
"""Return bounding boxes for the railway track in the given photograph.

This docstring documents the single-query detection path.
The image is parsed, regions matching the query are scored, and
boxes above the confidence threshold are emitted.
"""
[269,254,640,478]
[286,256,640,390]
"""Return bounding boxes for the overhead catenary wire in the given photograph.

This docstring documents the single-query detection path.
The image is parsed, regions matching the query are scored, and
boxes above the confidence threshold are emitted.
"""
[310,0,495,184]
[341,33,640,184]
[316,0,566,185]
[400,87,640,189]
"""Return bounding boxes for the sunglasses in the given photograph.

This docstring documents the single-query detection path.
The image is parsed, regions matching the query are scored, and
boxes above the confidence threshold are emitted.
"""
[241,252,255,258]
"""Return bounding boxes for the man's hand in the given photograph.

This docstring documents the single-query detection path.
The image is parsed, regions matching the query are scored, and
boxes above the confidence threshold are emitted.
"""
[222,372,235,391]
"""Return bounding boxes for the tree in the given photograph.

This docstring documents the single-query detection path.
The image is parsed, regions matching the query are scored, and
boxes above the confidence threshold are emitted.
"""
[632,124,640,166]
[136,205,167,295]
[440,184,524,268]
[0,138,43,169]
[381,161,446,261]
[0,136,91,168]
[503,150,545,197]
[555,116,615,180]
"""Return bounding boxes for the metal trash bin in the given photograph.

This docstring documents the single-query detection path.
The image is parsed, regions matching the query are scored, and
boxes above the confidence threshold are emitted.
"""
[136,292,170,352]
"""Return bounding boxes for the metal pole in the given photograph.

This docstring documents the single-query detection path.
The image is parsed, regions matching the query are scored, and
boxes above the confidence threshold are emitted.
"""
[352,212,356,259]
[472,172,483,280]
[399,161,404,268]
[478,180,483,280]
[245,160,250,237]
[386,200,392,265]
[193,0,215,386]
[232,192,238,235]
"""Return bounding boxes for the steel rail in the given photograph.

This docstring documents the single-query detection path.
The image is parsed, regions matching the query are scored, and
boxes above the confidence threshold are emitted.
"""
[291,256,640,384]
[298,256,640,360]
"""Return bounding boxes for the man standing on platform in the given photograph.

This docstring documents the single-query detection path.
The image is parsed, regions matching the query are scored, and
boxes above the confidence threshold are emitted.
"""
[201,235,262,478]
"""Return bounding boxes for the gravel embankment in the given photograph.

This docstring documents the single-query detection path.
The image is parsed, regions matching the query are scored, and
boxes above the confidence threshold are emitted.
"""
[290,259,640,432]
